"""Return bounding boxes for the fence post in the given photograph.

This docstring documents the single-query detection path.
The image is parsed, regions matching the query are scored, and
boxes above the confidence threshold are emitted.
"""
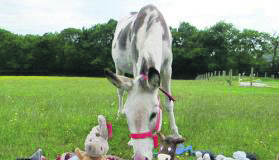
[229,69,232,86]
[265,72,267,79]
[239,73,241,83]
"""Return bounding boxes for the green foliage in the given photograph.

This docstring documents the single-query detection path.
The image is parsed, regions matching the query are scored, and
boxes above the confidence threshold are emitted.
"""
[0,20,278,78]
[0,19,117,76]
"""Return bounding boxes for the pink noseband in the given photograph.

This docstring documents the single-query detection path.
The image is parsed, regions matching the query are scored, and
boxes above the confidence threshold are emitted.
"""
[129,105,161,148]
[130,74,174,148]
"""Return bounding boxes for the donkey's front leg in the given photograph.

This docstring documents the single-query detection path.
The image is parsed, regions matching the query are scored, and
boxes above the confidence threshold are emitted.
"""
[162,67,181,137]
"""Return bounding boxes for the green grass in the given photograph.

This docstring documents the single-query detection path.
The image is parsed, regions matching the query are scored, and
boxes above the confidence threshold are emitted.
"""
[0,76,278,160]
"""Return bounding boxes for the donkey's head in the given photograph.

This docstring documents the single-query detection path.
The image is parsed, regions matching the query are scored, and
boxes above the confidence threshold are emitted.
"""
[105,67,162,160]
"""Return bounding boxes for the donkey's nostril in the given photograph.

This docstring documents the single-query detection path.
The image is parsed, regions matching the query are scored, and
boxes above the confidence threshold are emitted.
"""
[134,152,148,160]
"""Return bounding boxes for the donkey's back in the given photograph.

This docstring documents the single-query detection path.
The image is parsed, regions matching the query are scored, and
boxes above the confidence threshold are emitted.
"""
[112,4,172,76]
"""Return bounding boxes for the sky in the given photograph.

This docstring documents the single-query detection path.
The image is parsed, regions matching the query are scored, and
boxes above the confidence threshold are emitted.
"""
[0,0,278,35]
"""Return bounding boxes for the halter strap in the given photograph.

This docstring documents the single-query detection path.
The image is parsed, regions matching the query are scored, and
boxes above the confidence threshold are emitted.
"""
[130,74,174,148]
[141,73,175,102]
[129,97,161,148]
[140,73,149,80]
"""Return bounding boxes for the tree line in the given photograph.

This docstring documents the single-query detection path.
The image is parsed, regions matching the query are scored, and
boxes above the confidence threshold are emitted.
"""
[0,19,278,78]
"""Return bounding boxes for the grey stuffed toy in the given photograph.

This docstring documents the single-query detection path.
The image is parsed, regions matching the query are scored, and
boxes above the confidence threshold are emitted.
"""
[84,115,109,157]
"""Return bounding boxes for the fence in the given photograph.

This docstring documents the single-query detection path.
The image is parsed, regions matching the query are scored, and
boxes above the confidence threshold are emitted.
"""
[195,68,279,86]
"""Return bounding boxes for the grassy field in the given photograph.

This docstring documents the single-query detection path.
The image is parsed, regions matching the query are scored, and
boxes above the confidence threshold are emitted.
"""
[0,76,278,160]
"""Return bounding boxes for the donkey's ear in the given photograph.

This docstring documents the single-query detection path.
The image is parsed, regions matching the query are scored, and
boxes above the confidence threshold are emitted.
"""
[148,67,160,89]
[158,132,166,141]
[104,69,133,91]
[174,137,185,144]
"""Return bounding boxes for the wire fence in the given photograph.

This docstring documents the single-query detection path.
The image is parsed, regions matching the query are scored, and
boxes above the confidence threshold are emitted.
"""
[195,68,279,86]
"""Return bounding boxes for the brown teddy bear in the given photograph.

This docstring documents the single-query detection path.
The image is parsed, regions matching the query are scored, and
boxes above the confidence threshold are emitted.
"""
[75,148,123,160]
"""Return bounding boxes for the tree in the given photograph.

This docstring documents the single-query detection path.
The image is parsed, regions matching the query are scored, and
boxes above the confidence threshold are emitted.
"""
[271,33,279,69]
[0,19,275,78]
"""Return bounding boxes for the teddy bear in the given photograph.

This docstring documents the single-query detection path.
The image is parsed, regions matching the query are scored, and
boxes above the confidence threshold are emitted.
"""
[75,148,122,160]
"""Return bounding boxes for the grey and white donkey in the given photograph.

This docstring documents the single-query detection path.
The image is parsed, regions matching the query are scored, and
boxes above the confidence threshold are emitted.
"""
[105,4,180,160]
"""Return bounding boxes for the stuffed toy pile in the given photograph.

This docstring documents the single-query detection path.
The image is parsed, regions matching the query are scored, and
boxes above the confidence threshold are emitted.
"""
[194,150,257,160]
[57,115,122,160]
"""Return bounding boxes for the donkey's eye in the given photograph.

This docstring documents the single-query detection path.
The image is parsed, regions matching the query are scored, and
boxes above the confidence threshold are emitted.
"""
[168,147,172,152]
[149,112,157,121]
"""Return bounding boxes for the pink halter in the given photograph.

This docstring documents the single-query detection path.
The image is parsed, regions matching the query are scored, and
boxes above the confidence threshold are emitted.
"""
[140,73,176,102]
[129,74,174,148]
[129,103,161,148]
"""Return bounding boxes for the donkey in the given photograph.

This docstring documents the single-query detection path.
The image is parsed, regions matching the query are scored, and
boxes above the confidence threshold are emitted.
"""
[105,4,180,160]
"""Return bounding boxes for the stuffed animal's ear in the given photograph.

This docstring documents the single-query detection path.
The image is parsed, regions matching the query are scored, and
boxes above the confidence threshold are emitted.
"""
[98,115,108,140]
[174,137,185,144]
[158,132,166,141]
[75,148,83,159]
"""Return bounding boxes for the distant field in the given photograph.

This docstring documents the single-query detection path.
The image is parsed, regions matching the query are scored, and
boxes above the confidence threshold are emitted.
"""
[0,76,278,160]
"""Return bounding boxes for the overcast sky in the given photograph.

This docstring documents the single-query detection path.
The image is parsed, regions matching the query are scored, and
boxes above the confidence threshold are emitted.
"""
[0,0,278,35]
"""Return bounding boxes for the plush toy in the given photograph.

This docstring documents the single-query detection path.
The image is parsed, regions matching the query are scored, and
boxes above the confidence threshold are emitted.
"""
[195,151,212,160]
[57,115,120,160]
[192,150,215,160]
[215,155,234,160]
[17,148,46,160]
[74,115,122,160]
[157,133,185,160]
[75,148,122,160]
[84,115,109,157]
[215,151,257,160]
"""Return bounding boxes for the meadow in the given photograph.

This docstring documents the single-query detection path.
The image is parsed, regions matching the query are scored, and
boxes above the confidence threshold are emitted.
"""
[0,76,278,160]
